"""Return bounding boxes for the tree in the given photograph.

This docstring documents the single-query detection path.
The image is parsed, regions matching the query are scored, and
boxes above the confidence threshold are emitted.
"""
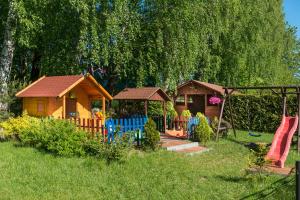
[0,0,17,111]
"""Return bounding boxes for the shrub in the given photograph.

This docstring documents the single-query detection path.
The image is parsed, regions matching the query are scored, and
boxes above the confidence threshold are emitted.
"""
[210,116,219,138]
[1,114,134,161]
[84,138,104,157]
[102,135,132,163]
[166,101,178,118]
[148,101,163,117]
[143,119,160,150]
[84,128,133,163]
[194,112,213,145]
[181,110,191,118]
[0,112,40,139]
[39,119,88,156]
[248,143,269,171]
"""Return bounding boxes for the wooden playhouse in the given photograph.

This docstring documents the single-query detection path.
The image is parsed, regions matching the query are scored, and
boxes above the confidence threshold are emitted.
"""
[174,80,229,118]
[16,74,113,119]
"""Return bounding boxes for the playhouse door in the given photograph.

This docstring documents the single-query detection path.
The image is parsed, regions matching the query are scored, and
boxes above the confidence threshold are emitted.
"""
[187,95,205,116]
[66,98,77,118]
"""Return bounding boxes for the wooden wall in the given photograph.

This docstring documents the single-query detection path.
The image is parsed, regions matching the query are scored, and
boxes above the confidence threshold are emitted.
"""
[174,82,221,119]
[71,86,92,119]
[23,97,49,117]
[22,85,95,119]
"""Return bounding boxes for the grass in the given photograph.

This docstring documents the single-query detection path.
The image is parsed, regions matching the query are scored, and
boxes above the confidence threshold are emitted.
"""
[0,131,298,200]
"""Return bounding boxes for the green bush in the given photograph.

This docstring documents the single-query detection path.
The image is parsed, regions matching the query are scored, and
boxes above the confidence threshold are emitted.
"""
[1,114,134,161]
[84,138,104,157]
[210,116,219,137]
[143,119,160,150]
[166,101,178,118]
[148,101,163,117]
[194,112,213,145]
[181,110,191,118]
[103,135,132,163]
[223,94,295,132]
[0,112,41,139]
[19,118,88,156]
[41,119,88,156]
[248,143,269,170]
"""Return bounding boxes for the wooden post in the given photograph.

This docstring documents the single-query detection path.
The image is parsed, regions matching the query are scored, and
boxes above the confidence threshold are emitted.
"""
[163,101,167,133]
[227,89,236,138]
[62,95,66,118]
[282,88,287,117]
[216,96,226,141]
[144,100,148,116]
[102,96,106,121]
[297,161,300,200]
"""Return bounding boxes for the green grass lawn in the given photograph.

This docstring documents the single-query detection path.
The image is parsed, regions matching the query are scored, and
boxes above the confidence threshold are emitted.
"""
[0,131,297,200]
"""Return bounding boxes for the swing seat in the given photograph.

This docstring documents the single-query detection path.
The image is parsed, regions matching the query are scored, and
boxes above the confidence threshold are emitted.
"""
[248,132,261,137]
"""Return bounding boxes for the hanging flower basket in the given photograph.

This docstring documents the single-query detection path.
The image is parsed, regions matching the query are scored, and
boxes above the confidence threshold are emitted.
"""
[209,96,222,105]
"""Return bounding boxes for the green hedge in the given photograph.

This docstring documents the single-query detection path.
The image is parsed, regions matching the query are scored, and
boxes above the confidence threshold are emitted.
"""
[223,94,298,133]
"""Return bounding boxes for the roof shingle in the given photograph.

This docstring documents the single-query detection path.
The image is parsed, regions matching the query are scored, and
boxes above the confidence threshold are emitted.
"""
[16,75,83,97]
[113,87,171,101]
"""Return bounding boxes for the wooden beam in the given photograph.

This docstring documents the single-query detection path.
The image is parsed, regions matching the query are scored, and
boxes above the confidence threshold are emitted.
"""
[163,101,166,133]
[226,89,236,138]
[282,88,287,116]
[102,96,106,120]
[216,96,226,141]
[184,94,187,107]
[144,100,148,116]
[225,86,300,90]
[62,95,66,118]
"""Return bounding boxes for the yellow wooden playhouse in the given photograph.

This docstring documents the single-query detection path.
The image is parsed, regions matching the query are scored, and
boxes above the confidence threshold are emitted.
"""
[16,74,113,119]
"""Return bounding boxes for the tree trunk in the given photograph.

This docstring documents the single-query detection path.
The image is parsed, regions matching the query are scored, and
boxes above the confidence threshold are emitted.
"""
[30,51,41,81]
[0,1,17,111]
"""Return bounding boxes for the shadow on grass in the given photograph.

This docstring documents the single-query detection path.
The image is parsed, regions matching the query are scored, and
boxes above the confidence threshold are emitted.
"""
[225,137,271,151]
[225,137,248,146]
[239,175,295,200]
[215,175,248,183]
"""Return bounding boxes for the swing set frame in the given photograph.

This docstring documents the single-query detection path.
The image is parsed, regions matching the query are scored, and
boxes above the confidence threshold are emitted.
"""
[217,85,300,152]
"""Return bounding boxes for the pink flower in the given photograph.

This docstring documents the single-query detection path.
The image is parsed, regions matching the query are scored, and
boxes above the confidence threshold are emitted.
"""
[209,96,222,105]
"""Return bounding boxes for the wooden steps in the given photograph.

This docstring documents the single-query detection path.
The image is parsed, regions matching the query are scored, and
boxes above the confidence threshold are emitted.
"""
[160,134,208,155]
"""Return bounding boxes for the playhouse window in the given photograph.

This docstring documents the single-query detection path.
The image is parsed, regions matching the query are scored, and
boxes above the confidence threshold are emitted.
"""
[37,101,45,112]
[188,96,193,103]
[175,95,185,105]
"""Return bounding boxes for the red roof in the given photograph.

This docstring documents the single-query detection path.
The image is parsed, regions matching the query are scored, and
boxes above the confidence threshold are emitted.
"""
[16,74,113,100]
[113,87,171,101]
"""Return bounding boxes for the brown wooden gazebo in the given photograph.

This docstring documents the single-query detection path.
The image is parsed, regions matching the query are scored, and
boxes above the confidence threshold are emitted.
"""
[113,87,171,131]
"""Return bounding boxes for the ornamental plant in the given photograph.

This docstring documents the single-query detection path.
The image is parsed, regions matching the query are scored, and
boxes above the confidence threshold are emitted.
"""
[143,118,160,150]
[166,101,178,118]
[209,96,222,105]
[181,110,192,118]
[194,112,213,145]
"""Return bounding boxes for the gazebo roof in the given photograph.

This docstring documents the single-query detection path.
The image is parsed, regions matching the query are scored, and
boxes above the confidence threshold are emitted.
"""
[113,87,171,101]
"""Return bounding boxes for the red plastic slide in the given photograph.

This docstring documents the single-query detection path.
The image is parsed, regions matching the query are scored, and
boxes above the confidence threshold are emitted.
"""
[266,115,298,168]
